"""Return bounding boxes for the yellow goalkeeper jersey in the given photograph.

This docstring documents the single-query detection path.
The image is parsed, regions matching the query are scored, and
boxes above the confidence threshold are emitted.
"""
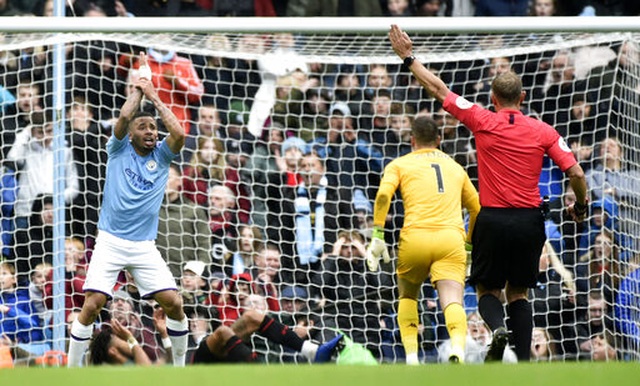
[373,148,480,242]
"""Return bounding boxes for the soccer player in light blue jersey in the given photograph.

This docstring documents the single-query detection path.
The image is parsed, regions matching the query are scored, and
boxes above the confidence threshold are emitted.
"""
[67,52,189,367]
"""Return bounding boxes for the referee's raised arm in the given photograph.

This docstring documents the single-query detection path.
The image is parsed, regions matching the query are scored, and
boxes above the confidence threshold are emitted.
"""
[389,24,449,103]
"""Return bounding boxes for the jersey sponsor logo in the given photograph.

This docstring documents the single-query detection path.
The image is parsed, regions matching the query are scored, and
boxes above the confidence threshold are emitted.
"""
[455,96,473,110]
[146,160,158,171]
[558,137,571,153]
[125,168,154,191]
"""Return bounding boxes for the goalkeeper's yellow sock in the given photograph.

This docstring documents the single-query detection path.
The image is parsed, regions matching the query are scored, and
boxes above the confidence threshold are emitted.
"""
[444,302,467,360]
[398,298,419,363]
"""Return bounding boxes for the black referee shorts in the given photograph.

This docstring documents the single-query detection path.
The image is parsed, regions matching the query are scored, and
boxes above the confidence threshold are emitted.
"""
[468,207,546,290]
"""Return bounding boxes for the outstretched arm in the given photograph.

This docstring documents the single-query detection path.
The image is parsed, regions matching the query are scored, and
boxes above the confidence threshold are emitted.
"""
[389,24,450,103]
[114,52,146,140]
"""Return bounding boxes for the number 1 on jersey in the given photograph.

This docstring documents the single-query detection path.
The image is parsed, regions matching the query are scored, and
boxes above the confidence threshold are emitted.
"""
[431,163,444,193]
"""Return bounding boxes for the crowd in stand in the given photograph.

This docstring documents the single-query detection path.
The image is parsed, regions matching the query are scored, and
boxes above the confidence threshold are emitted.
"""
[0,0,639,366]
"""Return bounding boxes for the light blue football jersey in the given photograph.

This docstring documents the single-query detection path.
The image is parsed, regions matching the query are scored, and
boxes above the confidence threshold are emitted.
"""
[97,135,177,241]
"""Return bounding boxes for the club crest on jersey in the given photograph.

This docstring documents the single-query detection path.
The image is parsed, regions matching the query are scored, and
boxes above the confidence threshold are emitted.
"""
[558,137,571,153]
[146,160,157,171]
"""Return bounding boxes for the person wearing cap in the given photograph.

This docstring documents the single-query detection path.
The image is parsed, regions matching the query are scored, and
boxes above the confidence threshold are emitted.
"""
[158,164,212,278]
[179,261,210,308]
[68,52,190,368]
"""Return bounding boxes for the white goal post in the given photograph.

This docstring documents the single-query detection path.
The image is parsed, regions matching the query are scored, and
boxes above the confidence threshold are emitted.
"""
[1,16,639,364]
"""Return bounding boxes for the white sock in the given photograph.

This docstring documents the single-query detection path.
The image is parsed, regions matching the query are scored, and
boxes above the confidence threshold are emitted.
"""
[67,319,94,367]
[406,353,419,365]
[166,317,188,366]
[301,341,318,361]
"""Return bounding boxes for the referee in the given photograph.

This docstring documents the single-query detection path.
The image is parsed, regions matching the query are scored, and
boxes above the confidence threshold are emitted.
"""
[389,24,588,362]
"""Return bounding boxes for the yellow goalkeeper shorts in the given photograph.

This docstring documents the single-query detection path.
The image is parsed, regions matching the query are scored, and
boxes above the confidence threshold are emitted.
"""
[396,228,466,286]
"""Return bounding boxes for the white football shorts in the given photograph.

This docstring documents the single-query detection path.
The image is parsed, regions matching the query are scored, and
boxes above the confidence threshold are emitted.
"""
[83,230,177,298]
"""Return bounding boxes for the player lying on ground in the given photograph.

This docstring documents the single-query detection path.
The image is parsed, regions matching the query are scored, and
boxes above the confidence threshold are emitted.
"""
[89,308,343,365]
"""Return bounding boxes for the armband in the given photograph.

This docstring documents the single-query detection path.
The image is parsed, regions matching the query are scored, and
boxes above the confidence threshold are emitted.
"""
[138,65,152,80]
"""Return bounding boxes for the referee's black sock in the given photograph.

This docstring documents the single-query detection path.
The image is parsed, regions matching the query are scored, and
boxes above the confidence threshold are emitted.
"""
[478,294,506,332]
[257,315,304,351]
[507,299,533,361]
[224,335,257,362]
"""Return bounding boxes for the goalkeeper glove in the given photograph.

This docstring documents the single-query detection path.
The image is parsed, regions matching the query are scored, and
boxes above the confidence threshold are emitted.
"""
[366,226,390,271]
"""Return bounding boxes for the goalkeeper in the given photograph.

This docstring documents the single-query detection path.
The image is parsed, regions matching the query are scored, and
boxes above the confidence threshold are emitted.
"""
[366,116,480,364]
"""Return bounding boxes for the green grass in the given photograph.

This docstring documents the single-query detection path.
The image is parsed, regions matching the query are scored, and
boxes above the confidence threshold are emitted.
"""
[3,362,640,386]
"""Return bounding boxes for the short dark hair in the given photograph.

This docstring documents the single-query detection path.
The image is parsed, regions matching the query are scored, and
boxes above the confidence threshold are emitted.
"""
[89,329,113,365]
[411,116,440,145]
[491,71,522,105]
[131,110,155,122]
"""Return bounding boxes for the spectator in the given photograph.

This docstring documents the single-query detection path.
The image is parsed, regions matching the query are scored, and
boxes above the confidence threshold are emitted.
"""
[311,102,384,206]
[196,34,233,112]
[575,229,621,309]
[179,260,210,309]
[530,327,558,361]
[250,242,282,312]
[614,256,640,357]
[180,104,222,165]
[529,0,557,16]
[28,262,52,327]
[310,229,393,358]
[241,122,286,228]
[227,224,263,277]
[182,136,226,206]
[184,304,214,363]
[65,95,108,241]
[576,290,617,361]
[0,261,49,355]
[222,138,252,225]
[215,272,254,327]
[586,136,640,251]
[1,81,43,159]
[207,184,241,268]
[0,166,17,259]
[43,237,87,319]
[532,50,587,127]
[158,164,212,278]
[266,149,353,284]
[6,111,78,234]
[384,0,415,16]
[106,290,165,363]
[12,193,55,283]
[530,242,580,358]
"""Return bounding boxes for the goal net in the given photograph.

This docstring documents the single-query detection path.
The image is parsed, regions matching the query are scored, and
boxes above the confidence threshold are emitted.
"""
[1,19,639,364]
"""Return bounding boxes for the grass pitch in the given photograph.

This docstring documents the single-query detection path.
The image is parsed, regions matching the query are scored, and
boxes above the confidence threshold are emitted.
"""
[4,362,640,386]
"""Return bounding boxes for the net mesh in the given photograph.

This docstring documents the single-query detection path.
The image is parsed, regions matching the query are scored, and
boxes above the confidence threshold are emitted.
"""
[1,29,639,364]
